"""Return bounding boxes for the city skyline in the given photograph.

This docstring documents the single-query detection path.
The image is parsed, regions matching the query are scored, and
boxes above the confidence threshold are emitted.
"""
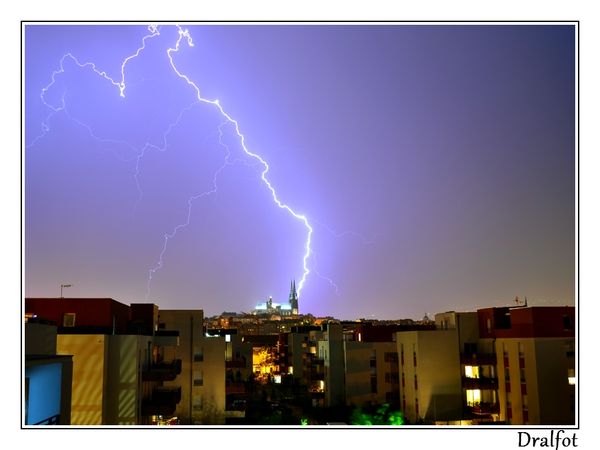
[25,23,575,320]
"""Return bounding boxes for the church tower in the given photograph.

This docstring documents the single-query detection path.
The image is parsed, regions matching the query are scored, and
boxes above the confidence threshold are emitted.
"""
[289,279,299,315]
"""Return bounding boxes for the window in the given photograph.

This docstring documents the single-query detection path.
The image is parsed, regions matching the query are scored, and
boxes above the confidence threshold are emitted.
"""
[192,400,203,411]
[466,389,481,407]
[384,352,398,363]
[464,342,477,355]
[465,366,480,378]
[563,315,572,330]
[414,375,418,390]
[63,313,76,327]
[370,375,377,394]
[193,371,203,386]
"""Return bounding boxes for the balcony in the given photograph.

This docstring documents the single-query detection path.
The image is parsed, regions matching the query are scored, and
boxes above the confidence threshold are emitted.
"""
[142,386,182,417]
[226,382,246,395]
[466,402,500,416]
[143,359,182,381]
[226,358,247,369]
[462,376,498,390]
[460,353,497,366]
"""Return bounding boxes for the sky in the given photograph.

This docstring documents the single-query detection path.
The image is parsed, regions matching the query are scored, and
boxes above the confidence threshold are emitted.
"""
[24,23,575,320]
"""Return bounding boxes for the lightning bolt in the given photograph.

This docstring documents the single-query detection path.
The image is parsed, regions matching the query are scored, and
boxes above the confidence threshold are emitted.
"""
[32,24,315,300]
[160,25,314,297]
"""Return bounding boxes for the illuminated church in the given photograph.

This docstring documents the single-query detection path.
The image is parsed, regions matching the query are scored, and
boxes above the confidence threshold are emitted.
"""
[253,280,299,316]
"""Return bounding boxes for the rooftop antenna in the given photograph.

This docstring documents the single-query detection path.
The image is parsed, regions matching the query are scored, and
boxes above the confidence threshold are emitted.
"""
[60,283,72,298]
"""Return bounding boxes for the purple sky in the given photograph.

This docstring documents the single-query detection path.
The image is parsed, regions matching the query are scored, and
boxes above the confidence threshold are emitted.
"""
[24,24,575,319]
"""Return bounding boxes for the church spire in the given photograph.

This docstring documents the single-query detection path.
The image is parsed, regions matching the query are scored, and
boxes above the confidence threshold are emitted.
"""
[289,278,299,314]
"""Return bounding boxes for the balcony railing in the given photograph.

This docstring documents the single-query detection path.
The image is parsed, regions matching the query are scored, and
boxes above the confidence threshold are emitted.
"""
[226,359,247,369]
[226,382,246,395]
[466,402,500,415]
[462,376,498,390]
[143,359,182,381]
[141,386,182,416]
[460,353,497,366]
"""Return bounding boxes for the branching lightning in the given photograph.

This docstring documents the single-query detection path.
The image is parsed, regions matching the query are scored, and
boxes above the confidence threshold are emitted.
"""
[32,24,316,300]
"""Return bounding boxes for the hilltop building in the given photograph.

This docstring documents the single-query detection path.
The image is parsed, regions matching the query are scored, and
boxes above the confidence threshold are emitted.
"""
[253,280,299,316]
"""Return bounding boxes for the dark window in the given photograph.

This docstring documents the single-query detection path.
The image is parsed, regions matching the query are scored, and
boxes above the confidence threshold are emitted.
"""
[563,315,572,330]
[464,342,478,355]
[370,376,377,393]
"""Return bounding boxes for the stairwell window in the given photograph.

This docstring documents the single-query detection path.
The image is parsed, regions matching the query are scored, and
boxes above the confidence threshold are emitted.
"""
[62,313,76,327]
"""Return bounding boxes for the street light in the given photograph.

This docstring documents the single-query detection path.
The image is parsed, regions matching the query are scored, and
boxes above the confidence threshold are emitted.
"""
[60,284,72,298]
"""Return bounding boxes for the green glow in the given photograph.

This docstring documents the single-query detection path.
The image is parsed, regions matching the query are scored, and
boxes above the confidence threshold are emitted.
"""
[350,403,404,426]
[301,418,308,425]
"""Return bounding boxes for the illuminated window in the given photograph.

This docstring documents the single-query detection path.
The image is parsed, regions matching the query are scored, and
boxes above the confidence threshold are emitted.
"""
[568,368,576,385]
[465,366,480,378]
[465,389,481,406]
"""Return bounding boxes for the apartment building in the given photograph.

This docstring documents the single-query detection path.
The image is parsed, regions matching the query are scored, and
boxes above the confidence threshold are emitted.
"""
[478,306,575,425]
[396,328,463,423]
[344,341,399,408]
[158,309,226,425]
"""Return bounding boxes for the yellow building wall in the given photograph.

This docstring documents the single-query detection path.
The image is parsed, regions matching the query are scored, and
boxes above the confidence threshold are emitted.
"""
[344,341,397,407]
[496,337,575,425]
[57,334,106,425]
[396,330,462,423]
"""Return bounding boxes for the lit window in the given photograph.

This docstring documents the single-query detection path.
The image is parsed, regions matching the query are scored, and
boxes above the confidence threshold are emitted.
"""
[465,366,480,378]
[466,389,481,406]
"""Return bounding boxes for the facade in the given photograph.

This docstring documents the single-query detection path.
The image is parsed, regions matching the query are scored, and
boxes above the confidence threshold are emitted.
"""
[56,333,152,425]
[344,341,399,408]
[436,311,499,423]
[159,309,226,425]
[317,322,345,407]
[396,329,463,424]
[478,306,576,425]
[26,298,183,425]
